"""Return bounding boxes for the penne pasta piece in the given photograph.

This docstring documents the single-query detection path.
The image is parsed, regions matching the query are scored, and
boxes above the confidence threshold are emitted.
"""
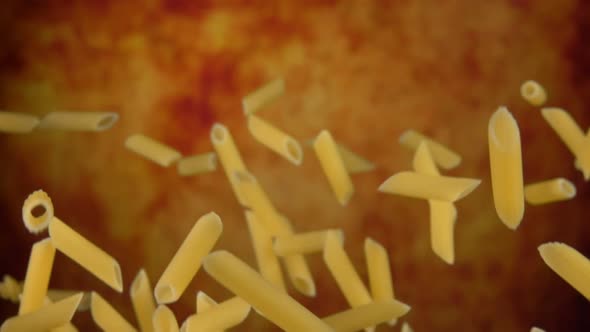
[531,328,546,332]
[524,178,576,205]
[313,130,355,205]
[1,293,83,332]
[51,323,79,332]
[90,292,137,332]
[22,189,54,234]
[242,78,285,115]
[322,300,411,332]
[401,322,414,332]
[203,250,333,332]
[336,144,375,174]
[19,238,56,315]
[399,129,462,170]
[181,297,251,332]
[47,290,90,312]
[378,171,481,202]
[273,229,344,256]
[38,111,118,131]
[49,217,123,292]
[155,212,223,304]
[0,111,40,133]
[153,305,179,332]
[538,242,590,299]
[176,152,217,176]
[488,107,525,229]
[245,211,287,291]
[210,123,250,205]
[195,292,222,332]
[0,275,22,303]
[520,80,547,106]
[247,115,303,165]
[364,238,397,326]
[131,269,156,332]
[125,134,182,167]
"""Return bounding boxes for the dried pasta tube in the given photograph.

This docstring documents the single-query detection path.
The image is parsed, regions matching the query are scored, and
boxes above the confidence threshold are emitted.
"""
[1,293,83,332]
[401,322,414,332]
[38,112,118,131]
[154,212,223,304]
[520,80,547,106]
[177,153,217,176]
[242,78,285,115]
[378,171,481,202]
[313,130,354,205]
[194,292,222,332]
[399,130,462,170]
[180,297,250,332]
[153,305,179,332]
[247,115,303,165]
[531,328,546,332]
[245,211,286,291]
[51,323,79,332]
[273,229,344,256]
[0,111,40,133]
[336,144,375,174]
[538,242,590,299]
[203,250,333,332]
[488,107,525,229]
[131,269,156,332]
[323,300,411,332]
[0,275,22,303]
[49,217,123,292]
[22,189,54,234]
[524,178,576,205]
[90,292,137,332]
[364,238,396,325]
[19,238,56,315]
[210,123,249,206]
[125,134,182,167]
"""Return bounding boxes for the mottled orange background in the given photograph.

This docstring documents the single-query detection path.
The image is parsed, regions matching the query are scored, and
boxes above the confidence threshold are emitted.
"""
[1,1,590,331]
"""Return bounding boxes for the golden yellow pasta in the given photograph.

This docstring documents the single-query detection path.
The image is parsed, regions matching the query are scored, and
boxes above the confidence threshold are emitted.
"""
[378,171,481,202]
[153,305,179,332]
[313,130,355,205]
[0,275,22,303]
[538,242,590,299]
[364,238,397,326]
[1,293,83,332]
[19,238,56,315]
[194,292,222,332]
[336,143,375,174]
[50,323,79,332]
[401,322,414,332]
[242,78,285,115]
[247,115,303,165]
[531,327,546,332]
[22,189,54,234]
[38,111,118,131]
[125,134,182,167]
[524,178,577,205]
[399,129,462,170]
[46,290,90,312]
[130,269,156,332]
[49,217,123,292]
[203,250,333,332]
[0,111,40,133]
[520,80,547,106]
[180,297,251,332]
[154,212,223,304]
[322,300,411,332]
[488,106,525,229]
[90,292,137,332]
[273,229,344,256]
[176,152,217,176]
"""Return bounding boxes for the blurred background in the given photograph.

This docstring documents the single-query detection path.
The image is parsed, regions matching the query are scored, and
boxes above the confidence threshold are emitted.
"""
[1,1,589,331]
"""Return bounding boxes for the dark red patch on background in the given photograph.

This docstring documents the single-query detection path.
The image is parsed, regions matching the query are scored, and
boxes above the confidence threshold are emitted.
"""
[566,1,590,89]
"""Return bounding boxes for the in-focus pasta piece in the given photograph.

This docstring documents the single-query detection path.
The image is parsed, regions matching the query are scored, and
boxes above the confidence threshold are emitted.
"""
[401,322,414,332]
[195,292,222,332]
[524,178,576,205]
[22,189,54,234]
[322,300,411,332]
[273,229,344,256]
[336,143,375,174]
[531,327,546,332]
[399,129,462,170]
[38,111,118,131]
[49,217,123,292]
[131,269,156,332]
[154,212,222,304]
[125,134,182,167]
[210,123,250,206]
[538,242,590,299]
[152,305,179,332]
[242,78,285,115]
[19,238,56,315]
[90,292,137,332]
[0,111,40,133]
[488,106,525,229]
[364,238,397,325]
[203,250,333,332]
[1,293,83,332]
[247,115,303,165]
[176,152,217,176]
[181,297,251,332]
[313,130,355,205]
[378,171,481,202]
[520,80,547,106]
